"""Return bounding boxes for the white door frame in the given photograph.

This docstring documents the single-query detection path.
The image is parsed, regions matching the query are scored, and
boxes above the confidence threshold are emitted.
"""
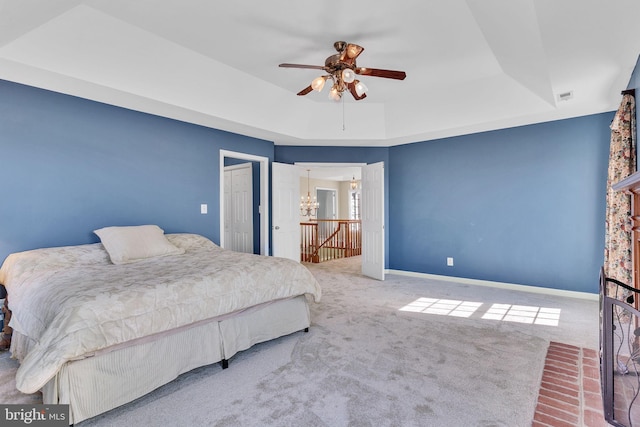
[224,162,253,253]
[219,149,269,255]
[294,162,384,277]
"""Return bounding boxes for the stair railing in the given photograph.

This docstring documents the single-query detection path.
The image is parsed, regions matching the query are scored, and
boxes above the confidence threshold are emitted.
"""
[300,220,361,263]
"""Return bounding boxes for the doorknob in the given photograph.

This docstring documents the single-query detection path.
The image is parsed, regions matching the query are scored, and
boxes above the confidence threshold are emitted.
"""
[274,226,280,230]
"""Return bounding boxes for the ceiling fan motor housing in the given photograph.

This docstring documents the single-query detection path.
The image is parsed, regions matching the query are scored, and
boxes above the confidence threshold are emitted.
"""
[325,54,352,71]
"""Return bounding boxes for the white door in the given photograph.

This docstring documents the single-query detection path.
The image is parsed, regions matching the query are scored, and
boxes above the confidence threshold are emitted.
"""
[361,162,385,280]
[219,150,269,255]
[272,162,300,261]
[231,164,253,253]
[223,163,253,253]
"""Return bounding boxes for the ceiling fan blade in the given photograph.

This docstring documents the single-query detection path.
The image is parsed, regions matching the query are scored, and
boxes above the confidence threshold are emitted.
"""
[347,82,367,101]
[297,85,314,96]
[340,43,364,65]
[279,63,326,71]
[356,67,406,80]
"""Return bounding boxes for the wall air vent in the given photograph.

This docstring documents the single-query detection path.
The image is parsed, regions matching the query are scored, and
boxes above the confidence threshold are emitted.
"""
[557,91,574,102]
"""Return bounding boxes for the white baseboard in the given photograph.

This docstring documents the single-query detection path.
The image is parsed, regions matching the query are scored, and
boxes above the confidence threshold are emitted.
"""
[385,269,599,301]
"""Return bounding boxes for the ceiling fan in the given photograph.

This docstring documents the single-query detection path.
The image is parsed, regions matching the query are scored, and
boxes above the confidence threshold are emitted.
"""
[279,41,406,101]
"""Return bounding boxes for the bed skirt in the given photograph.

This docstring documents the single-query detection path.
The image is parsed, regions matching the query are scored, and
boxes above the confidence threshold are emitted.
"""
[16,295,310,424]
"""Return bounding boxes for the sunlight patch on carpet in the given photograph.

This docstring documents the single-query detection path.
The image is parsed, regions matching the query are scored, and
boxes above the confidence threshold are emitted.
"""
[482,304,561,326]
[399,298,482,318]
[399,298,561,326]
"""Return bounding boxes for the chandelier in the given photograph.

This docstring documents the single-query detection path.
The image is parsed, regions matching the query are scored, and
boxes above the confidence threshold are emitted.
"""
[350,175,358,190]
[300,170,319,217]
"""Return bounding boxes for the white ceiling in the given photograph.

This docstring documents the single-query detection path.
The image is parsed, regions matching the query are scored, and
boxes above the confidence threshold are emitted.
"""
[1,0,639,147]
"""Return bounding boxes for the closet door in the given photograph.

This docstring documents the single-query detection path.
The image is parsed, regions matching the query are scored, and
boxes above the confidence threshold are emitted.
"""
[231,165,253,253]
[223,163,253,254]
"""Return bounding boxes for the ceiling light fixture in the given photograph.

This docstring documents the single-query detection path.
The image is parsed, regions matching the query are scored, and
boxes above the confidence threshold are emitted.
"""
[342,68,356,84]
[328,85,342,101]
[311,76,327,92]
[312,67,368,102]
[280,42,406,130]
[280,41,406,103]
[300,170,319,217]
[350,176,358,190]
[354,81,368,97]
[310,42,367,102]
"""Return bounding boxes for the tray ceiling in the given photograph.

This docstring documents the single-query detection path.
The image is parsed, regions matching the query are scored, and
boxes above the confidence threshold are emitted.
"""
[0,0,639,146]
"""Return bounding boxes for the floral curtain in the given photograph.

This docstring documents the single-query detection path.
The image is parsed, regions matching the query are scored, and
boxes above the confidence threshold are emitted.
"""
[604,93,636,285]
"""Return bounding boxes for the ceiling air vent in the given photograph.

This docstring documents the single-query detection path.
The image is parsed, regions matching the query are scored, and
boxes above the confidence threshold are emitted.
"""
[557,91,574,102]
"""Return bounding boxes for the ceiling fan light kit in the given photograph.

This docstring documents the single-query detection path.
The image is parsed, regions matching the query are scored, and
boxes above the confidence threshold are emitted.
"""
[279,41,406,101]
[329,86,341,101]
[355,81,367,97]
[311,76,327,92]
[341,68,356,83]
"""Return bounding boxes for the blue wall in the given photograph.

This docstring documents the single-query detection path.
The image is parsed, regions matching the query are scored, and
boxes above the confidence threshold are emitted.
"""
[0,78,615,293]
[0,80,274,262]
[388,113,612,293]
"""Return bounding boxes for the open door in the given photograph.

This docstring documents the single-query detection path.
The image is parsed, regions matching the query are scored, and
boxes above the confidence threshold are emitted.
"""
[361,162,385,280]
[272,162,301,262]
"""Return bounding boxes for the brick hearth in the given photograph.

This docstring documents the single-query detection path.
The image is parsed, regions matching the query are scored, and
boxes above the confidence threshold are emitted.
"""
[532,342,608,427]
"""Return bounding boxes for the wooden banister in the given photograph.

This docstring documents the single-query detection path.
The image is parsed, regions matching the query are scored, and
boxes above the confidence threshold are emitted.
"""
[300,219,361,263]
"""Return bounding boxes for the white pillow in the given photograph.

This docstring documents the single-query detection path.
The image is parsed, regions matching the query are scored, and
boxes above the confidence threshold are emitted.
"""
[94,225,185,265]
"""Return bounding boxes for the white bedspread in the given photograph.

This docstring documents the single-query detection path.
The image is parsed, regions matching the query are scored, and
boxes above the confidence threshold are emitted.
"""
[0,234,321,394]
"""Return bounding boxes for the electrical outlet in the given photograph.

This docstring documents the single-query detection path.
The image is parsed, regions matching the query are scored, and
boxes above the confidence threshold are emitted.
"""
[447,257,454,266]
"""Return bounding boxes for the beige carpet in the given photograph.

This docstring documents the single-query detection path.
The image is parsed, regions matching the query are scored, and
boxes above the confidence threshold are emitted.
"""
[0,347,40,405]
[0,256,599,426]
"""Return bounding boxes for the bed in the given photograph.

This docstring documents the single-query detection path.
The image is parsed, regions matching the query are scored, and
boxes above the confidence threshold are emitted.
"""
[0,226,322,424]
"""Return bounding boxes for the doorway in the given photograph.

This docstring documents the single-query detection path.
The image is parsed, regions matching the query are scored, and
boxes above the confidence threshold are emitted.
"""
[223,162,254,254]
[219,150,269,255]
[295,163,370,278]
